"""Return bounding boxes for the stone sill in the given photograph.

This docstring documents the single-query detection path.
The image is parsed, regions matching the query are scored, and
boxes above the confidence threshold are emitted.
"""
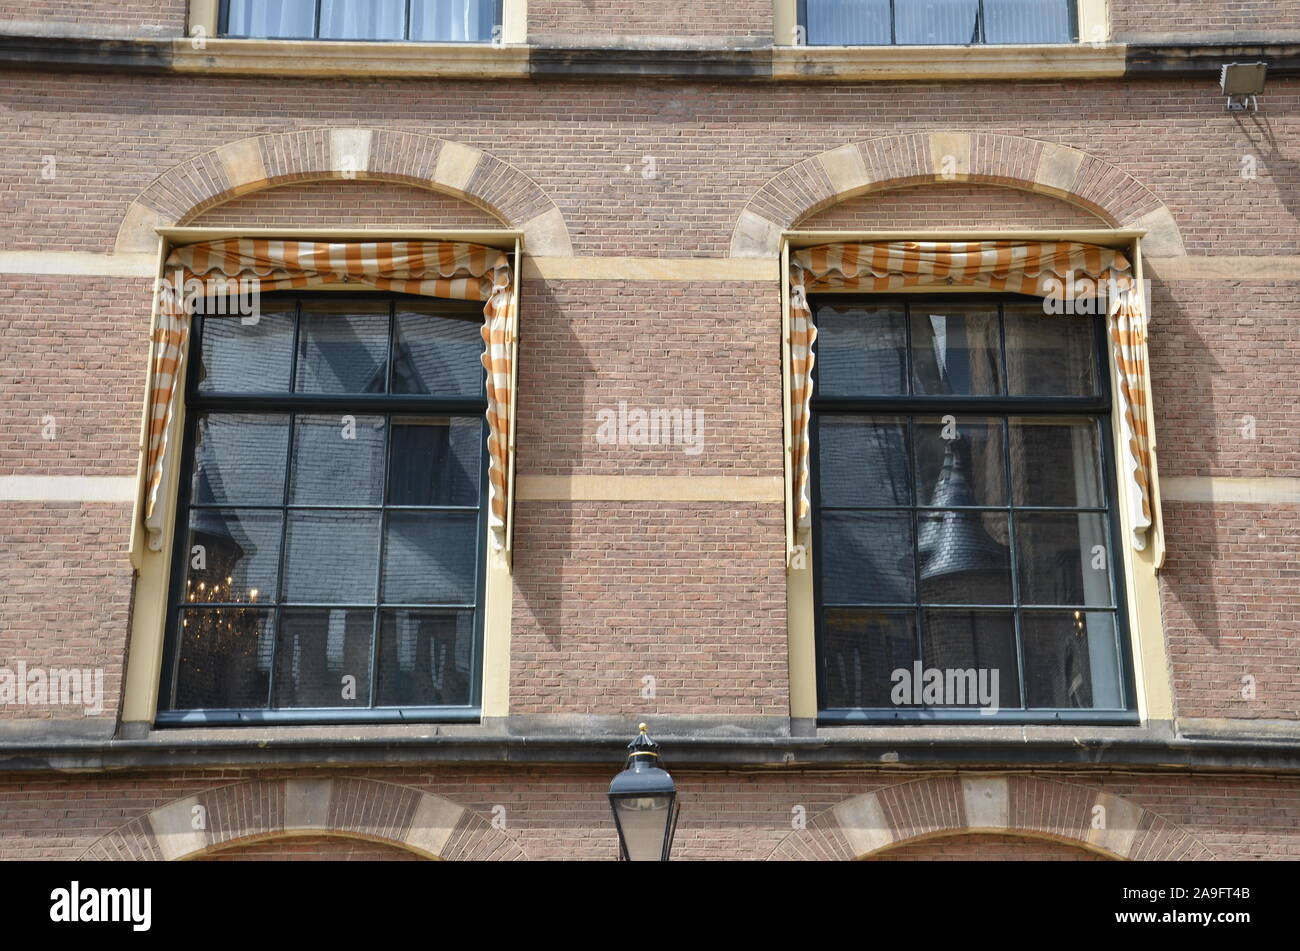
[172,37,529,78]
[772,42,1126,81]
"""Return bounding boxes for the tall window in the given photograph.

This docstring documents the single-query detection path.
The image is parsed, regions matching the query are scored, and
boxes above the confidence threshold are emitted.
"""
[221,0,502,42]
[799,0,1077,45]
[159,293,489,725]
[811,294,1134,722]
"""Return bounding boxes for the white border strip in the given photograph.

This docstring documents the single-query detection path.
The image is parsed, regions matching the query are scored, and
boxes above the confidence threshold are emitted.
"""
[0,476,137,502]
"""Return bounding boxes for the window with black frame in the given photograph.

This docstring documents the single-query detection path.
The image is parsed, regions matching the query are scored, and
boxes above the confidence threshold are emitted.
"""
[798,0,1077,45]
[158,293,489,725]
[220,0,502,42]
[811,294,1136,723]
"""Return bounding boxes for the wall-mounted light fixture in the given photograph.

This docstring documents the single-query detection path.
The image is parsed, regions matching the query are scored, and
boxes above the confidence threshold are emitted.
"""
[1221,62,1268,113]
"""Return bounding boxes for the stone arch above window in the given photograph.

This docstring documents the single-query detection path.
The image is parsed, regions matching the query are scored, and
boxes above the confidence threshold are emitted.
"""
[768,774,1215,861]
[79,778,527,861]
[114,128,571,254]
[732,133,1185,257]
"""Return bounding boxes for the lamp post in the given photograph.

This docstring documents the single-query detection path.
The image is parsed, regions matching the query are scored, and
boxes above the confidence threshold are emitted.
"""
[608,723,679,861]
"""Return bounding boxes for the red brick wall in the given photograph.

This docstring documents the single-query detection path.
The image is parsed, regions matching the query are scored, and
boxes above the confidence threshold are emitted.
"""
[199,834,427,861]
[866,832,1110,860]
[0,2,185,33]
[1111,1,1300,37]
[189,179,503,229]
[527,0,773,41]
[799,183,1106,230]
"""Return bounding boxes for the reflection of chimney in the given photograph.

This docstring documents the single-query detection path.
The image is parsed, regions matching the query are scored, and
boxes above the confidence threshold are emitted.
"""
[918,436,1007,582]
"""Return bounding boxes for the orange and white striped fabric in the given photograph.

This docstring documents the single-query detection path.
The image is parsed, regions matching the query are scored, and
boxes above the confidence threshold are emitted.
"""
[789,240,1153,550]
[144,239,516,550]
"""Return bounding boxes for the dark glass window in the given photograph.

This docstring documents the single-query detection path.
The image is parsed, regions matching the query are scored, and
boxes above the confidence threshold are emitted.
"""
[799,0,1076,46]
[811,294,1134,723]
[160,294,488,725]
[221,0,503,43]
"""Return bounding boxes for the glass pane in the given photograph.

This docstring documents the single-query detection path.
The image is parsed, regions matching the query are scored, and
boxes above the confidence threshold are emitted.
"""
[1015,512,1114,606]
[1009,417,1104,508]
[283,511,382,603]
[190,413,289,505]
[911,303,1002,395]
[1004,300,1098,396]
[821,609,917,708]
[895,0,981,45]
[410,0,498,42]
[184,509,282,604]
[377,609,475,706]
[804,0,891,45]
[224,0,317,38]
[914,417,1006,507]
[196,309,294,393]
[319,0,406,39]
[295,300,390,394]
[290,414,386,505]
[918,511,1012,604]
[1022,611,1123,708]
[817,416,910,507]
[274,608,374,708]
[813,301,907,396]
[388,417,482,506]
[921,609,1020,709]
[392,302,484,397]
[983,0,1073,43]
[820,511,915,604]
[382,512,479,604]
[173,608,274,709]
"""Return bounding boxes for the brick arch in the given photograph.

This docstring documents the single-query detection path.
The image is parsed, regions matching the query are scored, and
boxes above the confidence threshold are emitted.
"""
[731,132,1185,257]
[114,128,571,254]
[78,778,527,861]
[769,774,1215,861]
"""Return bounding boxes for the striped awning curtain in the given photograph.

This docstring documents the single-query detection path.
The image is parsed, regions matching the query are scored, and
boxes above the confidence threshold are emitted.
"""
[789,240,1153,550]
[144,239,515,550]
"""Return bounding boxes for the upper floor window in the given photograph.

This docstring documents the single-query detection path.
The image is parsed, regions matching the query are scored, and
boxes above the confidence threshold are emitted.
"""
[221,0,502,43]
[158,293,489,725]
[799,0,1077,45]
[811,294,1135,723]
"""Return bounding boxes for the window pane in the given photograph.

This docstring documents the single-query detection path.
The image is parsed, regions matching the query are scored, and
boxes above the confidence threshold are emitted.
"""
[813,301,907,396]
[1022,611,1122,708]
[184,509,282,604]
[1015,512,1113,606]
[911,303,1002,395]
[895,0,981,45]
[319,0,406,39]
[224,0,317,38]
[918,511,1012,604]
[817,416,911,507]
[1009,417,1104,508]
[295,300,390,394]
[196,309,295,393]
[821,609,916,708]
[377,609,475,706]
[173,608,274,709]
[191,413,289,505]
[983,0,1073,43]
[921,609,1020,709]
[820,511,915,604]
[410,0,498,42]
[290,414,386,505]
[1004,301,1098,396]
[388,417,482,506]
[392,302,484,396]
[274,608,374,707]
[915,417,1006,507]
[283,511,382,603]
[382,512,479,604]
[804,0,891,45]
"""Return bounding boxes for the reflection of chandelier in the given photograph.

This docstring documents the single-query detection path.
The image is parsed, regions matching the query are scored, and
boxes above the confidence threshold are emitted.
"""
[184,521,266,681]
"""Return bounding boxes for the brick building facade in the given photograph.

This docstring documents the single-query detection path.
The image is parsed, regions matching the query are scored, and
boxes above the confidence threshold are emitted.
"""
[0,0,1298,861]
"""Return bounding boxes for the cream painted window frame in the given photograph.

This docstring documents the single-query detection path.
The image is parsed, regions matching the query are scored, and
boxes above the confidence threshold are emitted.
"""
[781,228,1172,727]
[121,226,521,729]
[775,0,1108,45]
[188,0,527,43]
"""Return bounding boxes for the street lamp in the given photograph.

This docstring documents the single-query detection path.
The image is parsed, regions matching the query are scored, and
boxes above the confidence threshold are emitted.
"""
[608,723,679,861]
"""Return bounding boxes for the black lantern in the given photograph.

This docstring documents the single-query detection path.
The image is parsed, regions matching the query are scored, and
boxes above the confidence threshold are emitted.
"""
[608,723,679,861]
